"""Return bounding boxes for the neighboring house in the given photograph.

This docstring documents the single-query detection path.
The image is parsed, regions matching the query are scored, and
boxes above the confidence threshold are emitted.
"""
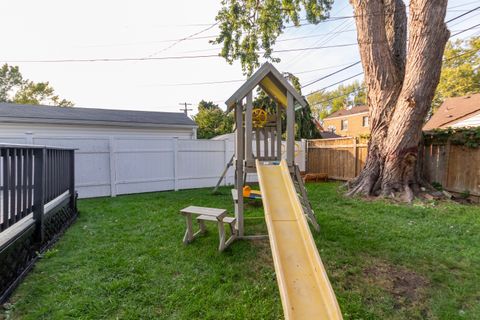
[0,102,197,141]
[322,105,369,137]
[312,118,341,139]
[424,93,480,130]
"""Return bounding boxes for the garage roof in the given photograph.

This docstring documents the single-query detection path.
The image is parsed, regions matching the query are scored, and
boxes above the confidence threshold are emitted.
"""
[0,102,196,128]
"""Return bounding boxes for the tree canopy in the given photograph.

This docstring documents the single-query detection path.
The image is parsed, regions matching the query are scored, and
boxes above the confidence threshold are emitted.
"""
[432,36,480,111]
[194,100,234,139]
[213,0,333,75]
[307,80,366,119]
[0,64,73,107]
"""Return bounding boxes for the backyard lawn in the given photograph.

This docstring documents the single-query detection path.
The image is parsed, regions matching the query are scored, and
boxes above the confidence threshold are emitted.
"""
[2,182,480,320]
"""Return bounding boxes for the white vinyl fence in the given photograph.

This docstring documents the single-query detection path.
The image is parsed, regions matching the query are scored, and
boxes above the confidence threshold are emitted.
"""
[0,134,305,198]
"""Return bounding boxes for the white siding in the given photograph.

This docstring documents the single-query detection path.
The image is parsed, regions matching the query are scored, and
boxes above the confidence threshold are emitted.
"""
[451,113,480,128]
[0,122,195,139]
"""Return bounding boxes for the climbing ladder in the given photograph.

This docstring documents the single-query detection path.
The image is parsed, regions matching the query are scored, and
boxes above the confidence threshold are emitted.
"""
[292,165,320,232]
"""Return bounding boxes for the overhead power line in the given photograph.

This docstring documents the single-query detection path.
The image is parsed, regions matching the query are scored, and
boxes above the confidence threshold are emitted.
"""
[142,61,361,87]
[448,1,479,10]
[145,22,218,58]
[301,61,361,88]
[303,20,480,91]
[310,86,365,105]
[450,23,480,37]
[445,6,480,23]
[316,72,365,91]
[308,47,480,103]
[0,43,359,63]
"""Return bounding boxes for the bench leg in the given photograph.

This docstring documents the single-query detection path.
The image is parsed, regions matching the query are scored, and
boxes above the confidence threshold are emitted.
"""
[198,219,207,234]
[229,222,236,237]
[183,213,194,244]
[217,221,226,252]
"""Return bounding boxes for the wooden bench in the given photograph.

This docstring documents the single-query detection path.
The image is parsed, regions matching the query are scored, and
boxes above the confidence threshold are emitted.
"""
[179,206,237,252]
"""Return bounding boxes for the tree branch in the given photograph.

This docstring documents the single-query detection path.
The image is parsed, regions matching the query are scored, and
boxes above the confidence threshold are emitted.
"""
[384,0,407,78]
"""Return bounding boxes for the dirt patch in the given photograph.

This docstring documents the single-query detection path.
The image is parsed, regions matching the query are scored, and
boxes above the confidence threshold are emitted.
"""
[364,261,429,309]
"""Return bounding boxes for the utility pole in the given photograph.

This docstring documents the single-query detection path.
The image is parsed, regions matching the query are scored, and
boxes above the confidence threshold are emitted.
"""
[179,102,193,116]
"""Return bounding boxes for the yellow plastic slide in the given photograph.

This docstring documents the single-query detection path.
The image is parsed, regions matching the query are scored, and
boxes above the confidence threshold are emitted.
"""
[256,160,342,320]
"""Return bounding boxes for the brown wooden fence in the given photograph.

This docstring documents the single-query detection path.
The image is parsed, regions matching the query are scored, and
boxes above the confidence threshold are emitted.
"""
[307,137,480,197]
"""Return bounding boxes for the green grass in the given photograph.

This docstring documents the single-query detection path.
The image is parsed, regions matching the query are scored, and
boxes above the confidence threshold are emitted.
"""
[3,183,480,319]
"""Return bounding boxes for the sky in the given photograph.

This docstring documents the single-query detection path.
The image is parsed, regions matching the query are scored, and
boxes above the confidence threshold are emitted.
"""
[0,0,478,115]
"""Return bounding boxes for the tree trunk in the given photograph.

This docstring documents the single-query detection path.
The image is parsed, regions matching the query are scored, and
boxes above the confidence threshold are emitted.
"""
[348,0,449,201]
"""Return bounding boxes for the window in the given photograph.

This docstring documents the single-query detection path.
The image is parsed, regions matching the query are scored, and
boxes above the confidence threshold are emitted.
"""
[362,116,369,127]
[341,119,348,131]
[327,125,336,133]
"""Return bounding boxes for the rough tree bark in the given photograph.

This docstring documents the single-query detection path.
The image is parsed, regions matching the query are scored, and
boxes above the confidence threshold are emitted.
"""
[347,0,450,201]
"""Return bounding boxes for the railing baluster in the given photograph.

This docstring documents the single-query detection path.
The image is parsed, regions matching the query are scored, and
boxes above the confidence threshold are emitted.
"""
[27,149,33,215]
[0,145,75,233]
[16,149,23,221]
[2,149,10,231]
[22,149,28,219]
[62,150,66,193]
[33,147,46,242]
[10,149,16,225]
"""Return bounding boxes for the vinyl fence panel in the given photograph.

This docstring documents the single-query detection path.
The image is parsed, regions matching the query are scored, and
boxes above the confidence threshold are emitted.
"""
[0,134,306,198]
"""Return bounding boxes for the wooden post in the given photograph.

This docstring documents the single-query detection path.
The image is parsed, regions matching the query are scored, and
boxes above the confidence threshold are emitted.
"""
[444,139,451,189]
[286,92,295,166]
[276,103,282,161]
[245,92,253,166]
[270,127,275,160]
[263,128,268,160]
[235,100,244,237]
[255,128,261,159]
[353,137,358,177]
[33,147,46,243]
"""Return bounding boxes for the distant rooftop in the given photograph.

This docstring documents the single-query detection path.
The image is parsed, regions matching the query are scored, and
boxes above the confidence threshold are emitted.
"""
[324,105,369,119]
[424,94,480,130]
[0,102,196,128]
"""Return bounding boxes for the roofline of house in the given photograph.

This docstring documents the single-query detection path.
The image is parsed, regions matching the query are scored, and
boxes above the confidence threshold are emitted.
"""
[316,136,355,141]
[323,111,369,121]
[435,108,480,129]
[0,117,198,130]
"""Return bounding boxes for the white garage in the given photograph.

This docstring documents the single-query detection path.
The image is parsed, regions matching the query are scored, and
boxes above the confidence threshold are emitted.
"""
[0,102,200,198]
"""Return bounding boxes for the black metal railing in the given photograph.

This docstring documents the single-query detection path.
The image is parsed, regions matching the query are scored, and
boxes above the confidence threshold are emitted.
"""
[0,144,75,233]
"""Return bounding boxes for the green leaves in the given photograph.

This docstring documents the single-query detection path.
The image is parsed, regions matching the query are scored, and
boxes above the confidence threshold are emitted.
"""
[0,63,74,107]
[213,0,333,75]
[433,36,480,112]
[0,64,23,102]
[424,127,480,149]
[307,80,366,119]
[194,101,234,139]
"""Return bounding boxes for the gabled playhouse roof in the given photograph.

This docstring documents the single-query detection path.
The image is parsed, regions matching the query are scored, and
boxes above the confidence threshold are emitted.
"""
[225,62,308,111]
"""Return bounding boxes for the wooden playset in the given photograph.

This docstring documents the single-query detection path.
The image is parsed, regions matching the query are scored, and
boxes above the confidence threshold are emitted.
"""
[179,63,342,319]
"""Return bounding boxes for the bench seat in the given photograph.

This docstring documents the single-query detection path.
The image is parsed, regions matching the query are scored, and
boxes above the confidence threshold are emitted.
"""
[197,215,236,224]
